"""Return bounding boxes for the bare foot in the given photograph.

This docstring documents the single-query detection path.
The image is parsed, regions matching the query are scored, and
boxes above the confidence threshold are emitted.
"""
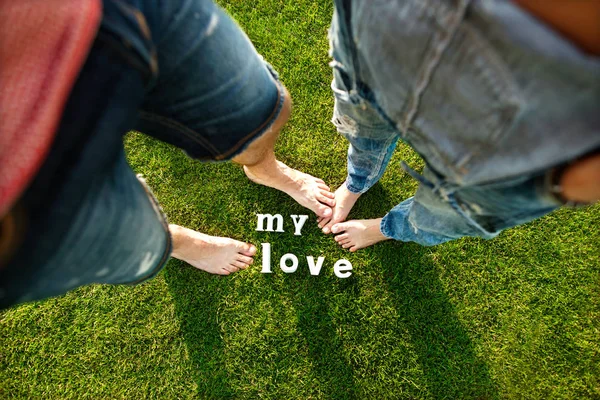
[331,219,390,252]
[244,160,335,218]
[169,225,256,275]
[318,184,361,234]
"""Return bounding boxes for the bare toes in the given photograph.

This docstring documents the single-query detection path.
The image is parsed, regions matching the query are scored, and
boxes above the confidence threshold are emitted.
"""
[225,264,240,273]
[240,243,257,256]
[317,205,332,218]
[231,260,248,269]
[331,223,349,234]
[318,193,336,207]
[342,242,353,249]
[237,255,254,265]
[349,246,358,252]
[323,219,339,234]
[318,217,331,229]
[334,233,349,242]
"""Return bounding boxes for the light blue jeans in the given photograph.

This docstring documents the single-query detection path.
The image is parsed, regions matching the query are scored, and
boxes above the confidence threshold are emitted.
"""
[329,0,600,246]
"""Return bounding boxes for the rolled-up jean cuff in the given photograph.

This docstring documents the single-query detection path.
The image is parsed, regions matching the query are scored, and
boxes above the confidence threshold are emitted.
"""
[379,213,395,239]
[344,180,368,194]
[215,61,286,161]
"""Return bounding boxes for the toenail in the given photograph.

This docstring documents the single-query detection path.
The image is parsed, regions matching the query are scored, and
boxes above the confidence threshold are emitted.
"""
[331,226,338,233]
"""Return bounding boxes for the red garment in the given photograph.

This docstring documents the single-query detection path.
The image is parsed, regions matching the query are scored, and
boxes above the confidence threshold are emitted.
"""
[0,0,102,218]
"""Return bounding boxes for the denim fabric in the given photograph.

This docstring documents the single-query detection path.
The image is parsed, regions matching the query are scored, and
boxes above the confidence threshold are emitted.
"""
[329,0,599,246]
[0,0,285,309]
[103,0,285,161]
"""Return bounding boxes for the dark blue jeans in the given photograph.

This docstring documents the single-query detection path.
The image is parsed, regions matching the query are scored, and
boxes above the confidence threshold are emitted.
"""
[0,0,286,309]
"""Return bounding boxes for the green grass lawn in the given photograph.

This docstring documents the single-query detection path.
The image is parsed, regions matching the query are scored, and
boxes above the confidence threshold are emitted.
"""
[1,1,599,398]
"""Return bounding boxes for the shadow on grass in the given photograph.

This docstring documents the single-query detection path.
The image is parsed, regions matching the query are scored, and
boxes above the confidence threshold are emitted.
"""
[163,259,235,398]
[354,182,498,398]
[164,248,358,399]
[285,277,359,399]
[286,183,497,398]
[374,241,499,399]
[158,156,496,397]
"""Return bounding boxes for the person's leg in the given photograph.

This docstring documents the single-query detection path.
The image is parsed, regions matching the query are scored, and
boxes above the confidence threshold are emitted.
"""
[325,0,597,250]
[317,2,401,233]
[332,166,561,250]
[129,0,334,273]
[0,19,177,308]
[231,88,336,219]
[135,0,334,218]
[317,70,401,234]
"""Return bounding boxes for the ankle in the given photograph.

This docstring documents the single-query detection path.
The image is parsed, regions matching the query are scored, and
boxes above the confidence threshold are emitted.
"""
[242,150,277,171]
[169,224,189,260]
[244,159,290,187]
[367,218,385,235]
